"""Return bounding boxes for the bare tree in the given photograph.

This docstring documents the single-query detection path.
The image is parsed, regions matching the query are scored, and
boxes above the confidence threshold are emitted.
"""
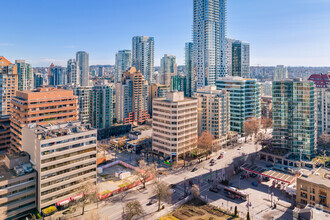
[251,118,261,138]
[318,132,330,153]
[100,144,108,156]
[191,184,200,198]
[153,180,172,211]
[77,181,98,215]
[89,210,101,220]
[124,200,145,220]
[243,120,254,142]
[198,130,214,158]
[135,160,156,188]
[261,117,272,134]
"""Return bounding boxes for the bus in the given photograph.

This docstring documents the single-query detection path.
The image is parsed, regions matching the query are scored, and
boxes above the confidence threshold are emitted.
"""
[224,186,248,200]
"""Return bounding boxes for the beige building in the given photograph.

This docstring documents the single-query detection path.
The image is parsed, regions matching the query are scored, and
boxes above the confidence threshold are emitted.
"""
[0,152,36,219]
[22,121,97,212]
[195,86,230,149]
[152,91,198,161]
[296,168,330,212]
[148,83,170,115]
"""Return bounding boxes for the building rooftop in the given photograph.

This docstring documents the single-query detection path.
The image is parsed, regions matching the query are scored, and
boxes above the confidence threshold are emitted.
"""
[298,168,330,188]
[26,121,95,140]
[217,76,256,82]
[15,86,76,100]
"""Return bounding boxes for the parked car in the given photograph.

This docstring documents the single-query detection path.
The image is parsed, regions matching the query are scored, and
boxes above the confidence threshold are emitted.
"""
[210,162,216,166]
[170,184,176,189]
[191,167,198,172]
[209,187,219,193]
[217,155,223,159]
[250,173,258,178]
[147,199,157,206]
[210,159,215,163]
[237,147,242,150]
[251,182,258,187]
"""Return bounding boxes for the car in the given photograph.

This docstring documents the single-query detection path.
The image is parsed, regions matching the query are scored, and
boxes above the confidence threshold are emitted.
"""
[209,187,219,193]
[147,199,157,206]
[237,147,242,150]
[217,155,223,159]
[263,177,270,182]
[210,162,216,166]
[170,184,176,189]
[251,182,258,187]
[210,159,215,163]
[250,173,257,178]
[191,167,198,172]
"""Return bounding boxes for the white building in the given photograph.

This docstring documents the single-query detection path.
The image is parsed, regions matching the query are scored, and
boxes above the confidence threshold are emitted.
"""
[22,121,97,212]
[273,65,288,81]
[76,51,89,86]
[152,91,198,161]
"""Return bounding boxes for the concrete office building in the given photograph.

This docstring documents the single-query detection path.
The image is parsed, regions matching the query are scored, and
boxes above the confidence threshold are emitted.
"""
[115,67,149,125]
[0,56,18,115]
[272,78,317,160]
[148,83,170,115]
[91,81,114,129]
[0,152,36,219]
[67,59,78,85]
[273,65,288,81]
[308,73,330,135]
[160,54,177,86]
[74,86,92,124]
[216,76,261,134]
[152,91,198,161]
[22,121,97,212]
[132,36,154,84]
[76,51,89,86]
[232,41,250,78]
[16,60,33,91]
[115,50,132,83]
[10,87,78,152]
[185,42,195,97]
[193,0,227,87]
[195,86,230,148]
[49,66,66,86]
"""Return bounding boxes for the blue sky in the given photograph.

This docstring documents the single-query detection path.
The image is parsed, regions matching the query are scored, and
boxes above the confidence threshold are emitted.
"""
[1,0,330,67]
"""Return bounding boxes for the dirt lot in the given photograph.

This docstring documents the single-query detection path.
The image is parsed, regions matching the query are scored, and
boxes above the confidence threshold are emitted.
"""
[159,198,238,220]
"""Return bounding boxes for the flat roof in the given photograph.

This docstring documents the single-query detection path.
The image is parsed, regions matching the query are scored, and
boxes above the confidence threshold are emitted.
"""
[241,163,296,184]
[298,168,330,188]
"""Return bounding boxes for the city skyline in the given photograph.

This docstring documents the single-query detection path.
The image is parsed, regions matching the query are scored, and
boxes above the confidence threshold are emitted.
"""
[1,0,330,67]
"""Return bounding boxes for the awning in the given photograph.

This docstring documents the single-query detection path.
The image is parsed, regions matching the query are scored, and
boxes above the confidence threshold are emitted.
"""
[56,198,71,206]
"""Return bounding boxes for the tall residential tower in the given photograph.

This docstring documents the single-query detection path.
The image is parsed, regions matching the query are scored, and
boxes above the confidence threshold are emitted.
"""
[115,50,132,83]
[76,51,89,86]
[193,0,227,88]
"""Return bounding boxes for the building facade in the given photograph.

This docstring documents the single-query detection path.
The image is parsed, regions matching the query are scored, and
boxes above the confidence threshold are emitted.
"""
[170,74,186,92]
[76,51,89,86]
[308,73,330,135]
[0,115,11,151]
[193,0,227,87]
[67,59,78,85]
[132,36,154,84]
[195,86,230,147]
[232,41,250,78]
[91,81,114,129]
[216,77,261,134]
[296,168,330,212]
[74,86,92,124]
[272,79,317,160]
[0,152,36,219]
[10,87,79,152]
[152,92,198,161]
[185,42,195,97]
[225,38,235,76]
[273,65,288,81]
[115,50,132,83]
[22,121,97,212]
[16,60,33,91]
[49,66,66,86]
[0,56,18,115]
[148,83,170,116]
[34,72,44,89]
[160,54,177,86]
[115,67,149,125]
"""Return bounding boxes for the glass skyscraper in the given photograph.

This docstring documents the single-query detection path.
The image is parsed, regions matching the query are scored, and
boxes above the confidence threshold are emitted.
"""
[185,42,194,97]
[272,78,317,160]
[193,0,227,88]
[232,40,250,78]
[115,50,132,83]
[132,36,154,84]
[76,51,89,86]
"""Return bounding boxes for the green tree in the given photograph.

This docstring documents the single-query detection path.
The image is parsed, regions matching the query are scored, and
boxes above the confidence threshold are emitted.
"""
[234,206,238,217]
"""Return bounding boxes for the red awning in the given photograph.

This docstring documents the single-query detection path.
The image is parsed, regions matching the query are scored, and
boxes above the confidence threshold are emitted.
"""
[70,193,84,201]
[56,198,71,206]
